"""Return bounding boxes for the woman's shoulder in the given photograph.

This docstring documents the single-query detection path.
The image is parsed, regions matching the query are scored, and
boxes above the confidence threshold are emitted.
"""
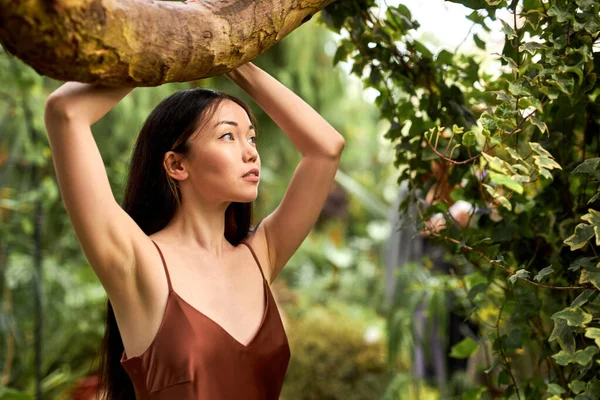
[241,222,274,283]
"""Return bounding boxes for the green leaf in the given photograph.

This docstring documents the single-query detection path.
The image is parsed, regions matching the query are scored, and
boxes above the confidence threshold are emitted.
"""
[580,268,600,290]
[551,307,593,327]
[539,84,561,100]
[462,131,477,147]
[576,0,595,11]
[561,65,585,86]
[482,152,508,173]
[369,68,382,85]
[553,347,599,366]
[587,378,600,398]
[571,380,587,395]
[450,337,480,359]
[462,387,486,400]
[473,34,486,50]
[518,97,543,112]
[547,383,567,396]
[333,45,349,65]
[552,350,573,365]
[394,3,412,20]
[569,257,598,272]
[512,164,529,174]
[529,115,548,134]
[447,0,491,9]
[572,158,600,177]
[573,346,599,365]
[492,90,515,104]
[468,283,488,302]
[452,124,465,134]
[519,42,548,55]
[571,289,596,308]
[488,171,524,194]
[564,223,595,250]
[582,209,600,226]
[549,74,575,95]
[533,266,554,282]
[529,142,552,157]
[497,196,512,210]
[436,49,454,65]
[500,19,517,40]
[548,6,574,24]
[509,269,530,284]
[549,316,582,353]
[509,82,531,97]
[534,156,562,170]
[505,147,522,161]
[581,209,600,246]
[0,387,35,400]
[479,112,498,132]
[386,6,414,32]
[585,328,600,348]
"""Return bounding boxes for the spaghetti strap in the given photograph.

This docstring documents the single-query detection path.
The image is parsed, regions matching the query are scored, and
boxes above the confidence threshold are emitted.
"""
[151,240,173,292]
[240,242,266,281]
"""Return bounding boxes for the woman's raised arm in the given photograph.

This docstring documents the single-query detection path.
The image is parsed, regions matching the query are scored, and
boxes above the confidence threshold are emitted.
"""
[226,63,345,283]
[45,83,147,297]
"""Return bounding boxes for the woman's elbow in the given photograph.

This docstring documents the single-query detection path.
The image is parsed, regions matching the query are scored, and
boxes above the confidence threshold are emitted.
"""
[44,94,72,122]
[329,134,345,158]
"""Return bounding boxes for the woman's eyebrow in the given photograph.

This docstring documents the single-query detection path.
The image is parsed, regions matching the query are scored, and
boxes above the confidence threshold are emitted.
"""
[214,120,255,130]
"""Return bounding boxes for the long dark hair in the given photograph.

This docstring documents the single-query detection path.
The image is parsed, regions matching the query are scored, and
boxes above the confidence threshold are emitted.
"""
[98,88,257,400]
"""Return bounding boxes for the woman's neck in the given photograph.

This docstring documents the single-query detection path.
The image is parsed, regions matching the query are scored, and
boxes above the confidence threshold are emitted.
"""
[159,202,231,256]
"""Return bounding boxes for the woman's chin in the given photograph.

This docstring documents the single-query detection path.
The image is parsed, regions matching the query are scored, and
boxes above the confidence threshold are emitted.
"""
[234,192,258,203]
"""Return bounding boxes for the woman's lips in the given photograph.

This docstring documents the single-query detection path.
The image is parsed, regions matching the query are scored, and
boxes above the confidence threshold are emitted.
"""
[242,168,260,182]
[243,175,259,182]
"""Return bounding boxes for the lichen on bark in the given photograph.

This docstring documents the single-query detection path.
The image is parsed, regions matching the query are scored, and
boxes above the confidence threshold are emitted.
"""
[0,0,336,86]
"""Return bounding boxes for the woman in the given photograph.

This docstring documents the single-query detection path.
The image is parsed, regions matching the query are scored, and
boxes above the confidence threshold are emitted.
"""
[44,62,345,399]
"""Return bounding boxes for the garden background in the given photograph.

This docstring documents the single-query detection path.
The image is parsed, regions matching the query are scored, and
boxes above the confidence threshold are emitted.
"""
[1,0,600,399]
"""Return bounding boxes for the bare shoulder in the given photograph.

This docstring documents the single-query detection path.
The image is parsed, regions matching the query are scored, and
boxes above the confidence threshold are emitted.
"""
[111,234,168,310]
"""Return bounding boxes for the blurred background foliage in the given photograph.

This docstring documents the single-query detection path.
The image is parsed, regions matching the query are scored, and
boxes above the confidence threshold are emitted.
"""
[0,19,399,400]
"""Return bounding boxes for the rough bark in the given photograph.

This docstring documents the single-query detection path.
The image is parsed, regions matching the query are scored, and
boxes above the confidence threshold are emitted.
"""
[0,0,336,86]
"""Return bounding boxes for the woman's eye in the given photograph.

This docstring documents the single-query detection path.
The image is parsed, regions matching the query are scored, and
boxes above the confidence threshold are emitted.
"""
[249,136,257,144]
[220,133,234,141]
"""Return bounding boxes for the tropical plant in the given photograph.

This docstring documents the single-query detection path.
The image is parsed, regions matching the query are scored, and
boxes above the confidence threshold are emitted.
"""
[322,0,600,398]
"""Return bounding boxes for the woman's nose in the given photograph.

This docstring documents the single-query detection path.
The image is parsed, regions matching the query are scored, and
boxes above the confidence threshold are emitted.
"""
[243,142,258,162]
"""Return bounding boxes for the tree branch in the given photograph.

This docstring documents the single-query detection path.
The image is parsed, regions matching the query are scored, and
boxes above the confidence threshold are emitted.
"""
[0,0,336,86]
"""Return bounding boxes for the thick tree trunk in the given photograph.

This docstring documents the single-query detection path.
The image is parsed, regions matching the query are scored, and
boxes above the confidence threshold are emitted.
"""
[0,0,335,86]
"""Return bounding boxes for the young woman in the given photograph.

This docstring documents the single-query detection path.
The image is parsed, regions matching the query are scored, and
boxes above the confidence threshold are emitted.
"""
[44,62,345,399]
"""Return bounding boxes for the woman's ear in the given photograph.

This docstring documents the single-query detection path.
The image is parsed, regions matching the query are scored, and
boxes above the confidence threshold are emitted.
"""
[164,151,189,181]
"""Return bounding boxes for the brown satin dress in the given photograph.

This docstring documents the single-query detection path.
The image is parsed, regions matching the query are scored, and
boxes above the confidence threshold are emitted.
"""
[120,240,291,399]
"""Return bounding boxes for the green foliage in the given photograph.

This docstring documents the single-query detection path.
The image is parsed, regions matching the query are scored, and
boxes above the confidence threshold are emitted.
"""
[281,302,392,400]
[1,19,392,399]
[323,0,600,397]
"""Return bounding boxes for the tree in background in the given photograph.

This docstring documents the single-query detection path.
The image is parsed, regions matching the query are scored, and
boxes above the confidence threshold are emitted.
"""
[322,0,600,398]
[0,0,336,85]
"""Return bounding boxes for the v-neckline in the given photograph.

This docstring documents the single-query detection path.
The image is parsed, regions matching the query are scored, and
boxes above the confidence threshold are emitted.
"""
[173,277,269,350]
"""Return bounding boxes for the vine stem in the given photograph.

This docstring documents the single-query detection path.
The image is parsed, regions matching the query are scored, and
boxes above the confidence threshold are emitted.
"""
[442,236,589,290]
[424,133,482,165]
[496,301,521,400]
[423,101,547,167]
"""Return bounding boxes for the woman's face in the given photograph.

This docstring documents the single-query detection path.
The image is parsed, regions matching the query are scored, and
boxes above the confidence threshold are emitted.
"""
[181,100,260,205]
